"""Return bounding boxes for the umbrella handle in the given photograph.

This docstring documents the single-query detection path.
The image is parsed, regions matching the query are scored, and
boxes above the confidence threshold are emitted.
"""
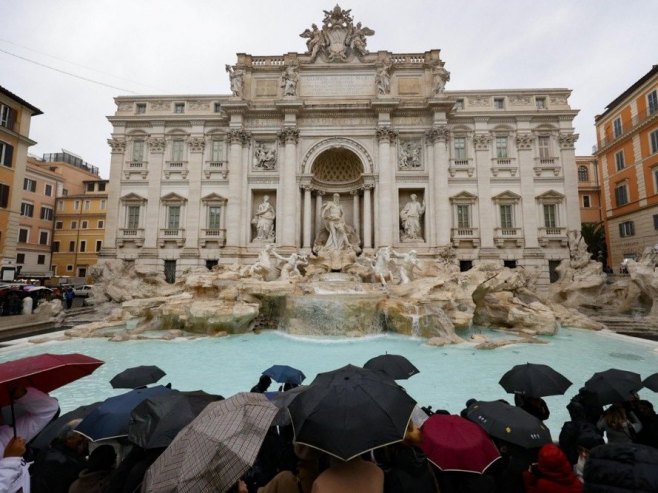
[10,398,16,439]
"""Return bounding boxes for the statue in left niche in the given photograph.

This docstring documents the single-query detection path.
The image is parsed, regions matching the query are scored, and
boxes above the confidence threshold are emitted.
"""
[252,195,276,241]
[225,64,245,98]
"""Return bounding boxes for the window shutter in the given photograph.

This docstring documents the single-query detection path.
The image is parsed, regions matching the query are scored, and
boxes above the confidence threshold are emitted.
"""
[3,144,13,167]
[618,223,623,236]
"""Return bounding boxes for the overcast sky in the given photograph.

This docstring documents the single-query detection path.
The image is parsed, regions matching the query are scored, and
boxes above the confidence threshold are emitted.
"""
[2,0,656,178]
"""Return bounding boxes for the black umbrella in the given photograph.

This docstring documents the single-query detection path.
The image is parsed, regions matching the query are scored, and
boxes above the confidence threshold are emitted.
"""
[499,363,572,397]
[30,401,102,452]
[110,365,166,389]
[363,354,419,380]
[584,369,643,404]
[288,364,417,461]
[465,400,552,449]
[128,390,223,449]
[643,373,658,392]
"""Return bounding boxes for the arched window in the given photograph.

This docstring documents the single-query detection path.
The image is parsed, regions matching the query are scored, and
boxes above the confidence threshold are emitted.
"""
[578,166,589,182]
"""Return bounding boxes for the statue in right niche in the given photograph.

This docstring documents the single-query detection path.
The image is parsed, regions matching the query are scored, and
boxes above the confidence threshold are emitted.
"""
[400,194,425,241]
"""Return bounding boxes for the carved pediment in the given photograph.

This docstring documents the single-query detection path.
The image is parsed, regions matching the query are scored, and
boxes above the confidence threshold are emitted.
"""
[201,193,228,204]
[492,190,521,203]
[536,190,565,203]
[120,193,147,203]
[449,191,478,204]
[160,192,187,204]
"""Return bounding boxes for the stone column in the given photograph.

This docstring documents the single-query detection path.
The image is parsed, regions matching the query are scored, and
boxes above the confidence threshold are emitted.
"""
[363,185,373,249]
[303,186,312,248]
[144,132,166,249]
[315,191,324,246]
[427,125,450,245]
[185,133,205,250]
[376,126,397,246]
[352,190,360,238]
[278,127,300,248]
[516,132,539,248]
[473,132,494,248]
[102,137,127,255]
[226,129,250,247]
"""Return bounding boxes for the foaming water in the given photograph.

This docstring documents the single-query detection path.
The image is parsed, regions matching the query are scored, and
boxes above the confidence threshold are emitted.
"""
[1,328,656,438]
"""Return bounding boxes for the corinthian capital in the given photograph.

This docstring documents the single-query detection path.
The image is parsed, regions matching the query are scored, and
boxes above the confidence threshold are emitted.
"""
[227,129,251,145]
[278,127,300,144]
[147,136,166,153]
[515,133,535,150]
[425,125,449,143]
[473,133,492,151]
[558,133,579,149]
[375,126,398,143]
[107,138,126,153]
[187,136,206,153]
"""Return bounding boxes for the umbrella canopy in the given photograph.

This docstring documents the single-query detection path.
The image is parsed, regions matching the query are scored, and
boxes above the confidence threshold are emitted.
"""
[420,414,501,473]
[128,390,223,449]
[363,354,419,380]
[643,372,658,392]
[0,353,104,407]
[288,364,417,461]
[262,365,306,385]
[267,385,307,427]
[110,365,166,389]
[499,363,572,397]
[584,368,643,404]
[466,400,552,449]
[143,392,279,493]
[76,385,173,441]
[31,401,102,452]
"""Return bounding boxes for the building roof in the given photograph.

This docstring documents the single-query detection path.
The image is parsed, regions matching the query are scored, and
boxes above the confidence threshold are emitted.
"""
[597,65,658,121]
[0,85,43,116]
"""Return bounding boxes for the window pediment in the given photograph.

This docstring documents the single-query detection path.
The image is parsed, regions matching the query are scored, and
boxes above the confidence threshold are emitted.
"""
[450,191,478,204]
[536,190,564,204]
[120,193,147,204]
[161,192,187,205]
[492,190,521,204]
[201,193,227,204]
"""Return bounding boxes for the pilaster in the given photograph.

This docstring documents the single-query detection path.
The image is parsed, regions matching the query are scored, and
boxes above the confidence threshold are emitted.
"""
[376,125,397,246]
[278,126,300,247]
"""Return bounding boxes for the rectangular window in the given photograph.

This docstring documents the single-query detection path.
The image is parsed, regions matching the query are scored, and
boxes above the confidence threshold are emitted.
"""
[68,241,75,252]
[86,182,95,192]
[615,183,629,206]
[18,229,28,243]
[55,221,63,229]
[208,206,222,229]
[98,182,106,191]
[132,140,145,162]
[651,129,658,154]
[96,240,102,252]
[52,241,60,252]
[654,215,658,230]
[79,240,86,252]
[66,265,73,272]
[649,90,658,115]
[454,137,466,160]
[494,98,505,109]
[100,199,106,210]
[454,99,464,110]
[23,178,37,192]
[211,140,223,162]
[171,140,184,161]
[16,253,25,264]
[500,204,513,228]
[543,204,557,228]
[538,136,550,159]
[174,103,185,113]
[495,137,508,158]
[44,183,53,196]
[37,254,45,265]
[71,221,77,229]
[81,221,88,229]
[98,220,104,228]
[619,221,635,237]
[74,200,80,210]
[136,103,146,114]
[40,207,54,221]
[613,117,622,138]
[536,97,546,109]
[57,199,63,209]
[167,206,181,229]
[456,205,470,228]
[0,184,9,208]
[62,189,68,197]
[0,141,13,167]
[615,150,625,171]
[0,104,16,130]
[20,202,34,217]
[583,195,591,208]
[39,231,48,245]
[127,205,140,229]
[214,103,222,113]
[84,200,91,210]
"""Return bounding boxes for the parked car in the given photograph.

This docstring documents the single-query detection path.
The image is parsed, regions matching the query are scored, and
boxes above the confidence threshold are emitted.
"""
[73,285,93,297]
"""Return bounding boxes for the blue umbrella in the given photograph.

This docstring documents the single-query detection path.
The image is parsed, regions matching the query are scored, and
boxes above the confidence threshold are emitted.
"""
[76,385,173,441]
[262,365,306,385]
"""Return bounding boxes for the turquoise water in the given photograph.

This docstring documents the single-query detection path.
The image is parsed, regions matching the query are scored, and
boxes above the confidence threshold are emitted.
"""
[1,328,657,438]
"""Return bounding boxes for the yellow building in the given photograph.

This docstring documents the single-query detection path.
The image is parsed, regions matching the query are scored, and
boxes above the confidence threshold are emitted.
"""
[0,86,42,280]
[52,178,108,279]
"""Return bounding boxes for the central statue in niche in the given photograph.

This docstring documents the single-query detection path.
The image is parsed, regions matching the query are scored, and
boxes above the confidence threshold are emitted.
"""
[313,193,361,271]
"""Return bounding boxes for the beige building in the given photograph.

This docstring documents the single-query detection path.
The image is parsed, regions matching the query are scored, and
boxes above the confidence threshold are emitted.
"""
[103,6,581,289]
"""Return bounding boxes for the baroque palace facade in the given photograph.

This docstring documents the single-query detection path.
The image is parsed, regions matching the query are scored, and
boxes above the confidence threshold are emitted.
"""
[103,6,580,287]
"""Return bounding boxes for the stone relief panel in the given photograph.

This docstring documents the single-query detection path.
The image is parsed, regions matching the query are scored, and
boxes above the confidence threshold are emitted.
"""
[252,143,278,171]
[468,96,490,107]
[398,140,423,170]
[509,95,532,106]
[188,100,210,111]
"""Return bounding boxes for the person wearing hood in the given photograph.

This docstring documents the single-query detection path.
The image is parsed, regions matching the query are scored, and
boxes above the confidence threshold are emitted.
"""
[68,444,116,493]
[523,444,583,493]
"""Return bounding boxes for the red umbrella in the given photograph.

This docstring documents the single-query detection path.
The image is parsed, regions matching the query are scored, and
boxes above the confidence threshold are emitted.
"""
[420,414,501,474]
[0,353,104,407]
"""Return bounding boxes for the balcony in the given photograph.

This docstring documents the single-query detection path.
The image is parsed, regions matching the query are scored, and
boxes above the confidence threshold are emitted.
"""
[451,227,480,248]
[164,161,188,179]
[494,227,524,248]
[448,158,475,177]
[117,228,145,247]
[199,228,227,248]
[123,161,148,179]
[533,157,561,176]
[159,228,185,248]
[204,161,228,179]
[538,226,567,247]
[597,106,658,151]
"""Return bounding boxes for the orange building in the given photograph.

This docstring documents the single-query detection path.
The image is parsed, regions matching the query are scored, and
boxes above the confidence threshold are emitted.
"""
[0,86,42,280]
[595,65,658,271]
[576,155,602,226]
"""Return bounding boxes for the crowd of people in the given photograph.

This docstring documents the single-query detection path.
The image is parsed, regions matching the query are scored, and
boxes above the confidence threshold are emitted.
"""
[1,366,657,493]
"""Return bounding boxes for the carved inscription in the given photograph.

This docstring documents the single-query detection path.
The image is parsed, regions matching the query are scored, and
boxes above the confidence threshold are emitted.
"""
[300,74,373,97]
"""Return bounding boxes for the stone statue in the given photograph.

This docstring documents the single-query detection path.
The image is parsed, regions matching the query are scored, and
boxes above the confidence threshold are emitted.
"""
[373,246,394,286]
[431,63,450,96]
[225,64,244,97]
[375,62,392,96]
[567,229,591,269]
[322,193,351,250]
[300,24,325,61]
[391,249,421,284]
[253,144,277,171]
[347,22,374,57]
[400,194,426,241]
[281,65,299,96]
[248,243,286,281]
[279,252,308,281]
[252,195,276,241]
[399,141,421,169]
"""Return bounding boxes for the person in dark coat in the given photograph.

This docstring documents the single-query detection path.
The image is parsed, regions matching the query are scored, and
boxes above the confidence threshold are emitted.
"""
[523,443,583,493]
[569,389,603,427]
[64,287,75,309]
[106,445,165,493]
[382,444,438,493]
[583,442,658,492]
[251,375,272,393]
[559,401,604,465]
[490,439,539,493]
[515,394,550,421]
[635,400,658,448]
[69,444,117,493]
